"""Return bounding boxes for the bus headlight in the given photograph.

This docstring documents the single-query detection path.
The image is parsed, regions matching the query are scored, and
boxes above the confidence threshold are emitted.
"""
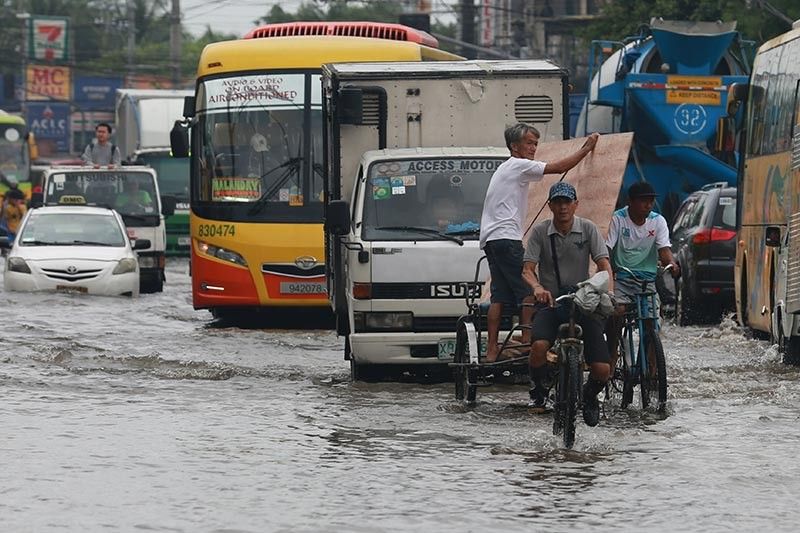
[7,257,31,274]
[112,258,137,275]
[197,240,247,267]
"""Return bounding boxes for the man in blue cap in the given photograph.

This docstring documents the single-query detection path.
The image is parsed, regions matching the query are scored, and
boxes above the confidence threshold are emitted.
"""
[479,123,599,363]
[523,181,614,425]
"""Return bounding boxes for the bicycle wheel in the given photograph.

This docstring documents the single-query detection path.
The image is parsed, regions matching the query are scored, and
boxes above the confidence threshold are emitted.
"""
[620,323,637,409]
[453,320,477,405]
[640,322,668,411]
[553,347,583,448]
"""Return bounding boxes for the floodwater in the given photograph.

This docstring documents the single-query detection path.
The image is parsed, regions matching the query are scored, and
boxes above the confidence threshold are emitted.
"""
[2,258,799,532]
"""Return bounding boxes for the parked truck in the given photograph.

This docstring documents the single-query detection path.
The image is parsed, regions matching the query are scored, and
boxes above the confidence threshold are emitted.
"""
[322,60,569,379]
[115,89,192,256]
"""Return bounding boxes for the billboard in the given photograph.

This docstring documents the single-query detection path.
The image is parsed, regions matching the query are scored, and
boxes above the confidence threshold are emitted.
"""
[29,16,69,61]
[74,76,124,110]
[27,102,71,152]
[26,65,71,101]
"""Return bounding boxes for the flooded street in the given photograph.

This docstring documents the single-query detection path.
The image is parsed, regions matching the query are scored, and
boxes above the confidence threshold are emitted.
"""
[2,258,799,532]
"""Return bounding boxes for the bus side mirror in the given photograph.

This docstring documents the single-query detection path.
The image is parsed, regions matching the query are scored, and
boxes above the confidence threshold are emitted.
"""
[170,121,190,158]
[727,82,749,115]
[182,95,195,119]
[338,88,363,125]
[765,226,781,247]
[160,195,176,217]
[325,199,351,236]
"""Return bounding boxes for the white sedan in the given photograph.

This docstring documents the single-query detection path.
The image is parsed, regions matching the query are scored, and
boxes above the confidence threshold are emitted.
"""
[1,206,149,297]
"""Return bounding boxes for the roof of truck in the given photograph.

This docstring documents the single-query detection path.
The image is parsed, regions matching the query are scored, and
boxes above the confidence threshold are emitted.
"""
[325,59,565,78]
[360,146,508,163]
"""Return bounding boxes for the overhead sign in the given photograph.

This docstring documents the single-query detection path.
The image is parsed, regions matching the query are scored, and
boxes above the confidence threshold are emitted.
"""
[26,102,70,152]
[666,76,722,106]
[29,16,69,61]
[74,76,124,110]
[26,65,71,101]
[200,74,312,111]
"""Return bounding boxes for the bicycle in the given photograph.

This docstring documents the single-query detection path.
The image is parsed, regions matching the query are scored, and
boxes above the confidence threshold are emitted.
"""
[549,291,585,449]
[609,265,672,412]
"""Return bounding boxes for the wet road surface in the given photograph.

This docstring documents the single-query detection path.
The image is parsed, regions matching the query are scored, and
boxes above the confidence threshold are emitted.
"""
[2,258,799,531]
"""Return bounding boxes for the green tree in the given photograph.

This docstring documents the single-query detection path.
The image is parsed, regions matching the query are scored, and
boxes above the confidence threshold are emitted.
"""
[582,0,799,47]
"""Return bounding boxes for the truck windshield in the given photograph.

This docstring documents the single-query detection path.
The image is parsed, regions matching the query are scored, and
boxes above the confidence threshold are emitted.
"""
[362,157,503,241]
[191,72,324,221]
[135,153,189,202]
[44,171,159,224]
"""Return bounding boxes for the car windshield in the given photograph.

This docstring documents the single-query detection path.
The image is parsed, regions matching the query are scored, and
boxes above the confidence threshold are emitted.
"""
[44,171,158,217]
[361,157,502,241]
[18,213,126,247]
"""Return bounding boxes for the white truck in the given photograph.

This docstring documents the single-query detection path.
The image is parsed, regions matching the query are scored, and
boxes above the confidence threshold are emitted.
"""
[115,89,192,256]
[322,60,569,379]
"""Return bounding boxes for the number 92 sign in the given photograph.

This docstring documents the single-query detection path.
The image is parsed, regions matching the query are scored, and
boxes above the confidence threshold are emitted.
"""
[673,103,708,136]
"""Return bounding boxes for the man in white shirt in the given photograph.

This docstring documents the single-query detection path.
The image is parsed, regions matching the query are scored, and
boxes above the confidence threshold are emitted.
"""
[479,122,599,362]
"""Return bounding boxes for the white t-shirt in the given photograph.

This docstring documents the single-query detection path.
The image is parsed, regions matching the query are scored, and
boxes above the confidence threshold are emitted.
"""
[605,206,670,281]
[479,157,546,248]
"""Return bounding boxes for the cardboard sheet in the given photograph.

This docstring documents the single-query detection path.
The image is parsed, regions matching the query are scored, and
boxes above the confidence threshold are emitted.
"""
[480,132,634,299]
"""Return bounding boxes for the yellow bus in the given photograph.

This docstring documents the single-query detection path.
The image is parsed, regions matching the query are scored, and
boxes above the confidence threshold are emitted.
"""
[728,23,800,336]
[176,22,461,318]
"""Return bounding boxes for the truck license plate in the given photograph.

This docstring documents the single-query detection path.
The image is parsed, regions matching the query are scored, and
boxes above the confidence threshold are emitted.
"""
[279,281,327,295]
[437,338,487,360]
[178,237,191,246]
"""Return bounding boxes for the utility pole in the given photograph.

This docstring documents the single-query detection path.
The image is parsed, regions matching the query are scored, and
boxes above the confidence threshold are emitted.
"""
[170,0,182,87]
[127,0,136,81]
[460,0,476,59]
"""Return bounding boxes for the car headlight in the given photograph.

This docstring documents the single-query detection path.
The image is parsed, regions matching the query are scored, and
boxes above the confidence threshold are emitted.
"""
[112,258,137,275]
[7,257,31,274]
[138,255,157,268]
[353,311,413,332]
[197,240,247,267]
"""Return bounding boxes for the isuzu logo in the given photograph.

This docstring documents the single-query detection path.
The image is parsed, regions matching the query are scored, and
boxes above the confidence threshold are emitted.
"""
[294,256,318,270]
[66,265,78,274]
[429,282,481,298]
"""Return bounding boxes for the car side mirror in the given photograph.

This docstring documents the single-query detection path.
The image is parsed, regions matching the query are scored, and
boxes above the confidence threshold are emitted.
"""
[161,194,176,217]
[0,234,10,249]
[325,199,351,236]
[132,239,151,250]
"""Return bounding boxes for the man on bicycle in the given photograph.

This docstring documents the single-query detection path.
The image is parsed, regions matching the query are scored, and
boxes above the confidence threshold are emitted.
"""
[480,123,599,363]
[604,182,679,367]
[523,182,614,426]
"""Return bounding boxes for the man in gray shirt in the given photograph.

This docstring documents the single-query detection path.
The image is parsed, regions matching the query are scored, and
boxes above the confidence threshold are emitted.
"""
[81,123,121,167]
[522,181,614,426]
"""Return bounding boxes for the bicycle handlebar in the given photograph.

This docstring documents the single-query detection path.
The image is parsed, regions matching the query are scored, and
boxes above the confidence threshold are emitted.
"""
[618,264,673,283]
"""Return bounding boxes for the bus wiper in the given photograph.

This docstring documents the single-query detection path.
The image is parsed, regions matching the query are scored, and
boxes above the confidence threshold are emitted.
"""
[247,157,303,216]
[373,226,464,246]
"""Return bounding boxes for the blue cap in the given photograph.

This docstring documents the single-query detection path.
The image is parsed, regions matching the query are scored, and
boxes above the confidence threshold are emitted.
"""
[548,182,577,201]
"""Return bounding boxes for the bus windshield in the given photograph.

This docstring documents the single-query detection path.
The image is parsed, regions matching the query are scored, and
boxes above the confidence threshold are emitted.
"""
[193,72,323,221]
[362,157,503,241]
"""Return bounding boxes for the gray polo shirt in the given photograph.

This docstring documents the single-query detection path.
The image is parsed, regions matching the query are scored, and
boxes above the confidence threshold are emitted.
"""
[524,216,608,296]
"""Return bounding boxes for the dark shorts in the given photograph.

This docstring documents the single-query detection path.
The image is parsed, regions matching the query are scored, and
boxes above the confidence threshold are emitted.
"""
[484,239,533,306]
[530,305,610,364]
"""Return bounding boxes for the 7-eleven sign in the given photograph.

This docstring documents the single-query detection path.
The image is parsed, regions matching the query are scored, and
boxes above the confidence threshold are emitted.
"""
[29,17,69,61]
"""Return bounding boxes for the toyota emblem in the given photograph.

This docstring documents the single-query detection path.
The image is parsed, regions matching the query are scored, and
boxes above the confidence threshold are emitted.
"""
[66,265,78,274]
[294,256,318,270]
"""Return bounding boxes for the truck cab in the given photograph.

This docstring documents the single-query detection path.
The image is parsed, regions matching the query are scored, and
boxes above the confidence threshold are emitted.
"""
[38,165,173,293]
